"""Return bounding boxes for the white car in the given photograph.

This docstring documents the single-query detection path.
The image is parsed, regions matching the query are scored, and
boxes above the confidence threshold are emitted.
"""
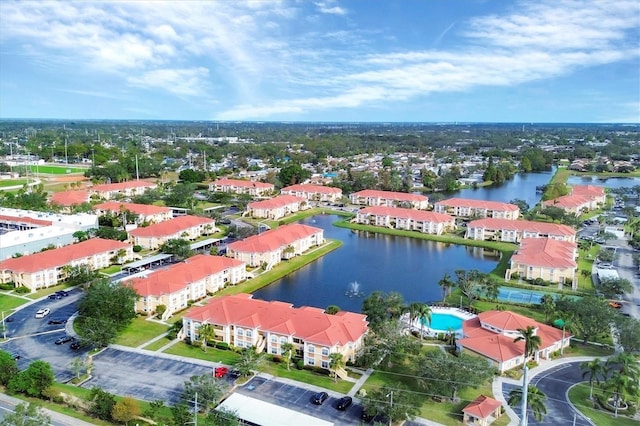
[35,308,51,319]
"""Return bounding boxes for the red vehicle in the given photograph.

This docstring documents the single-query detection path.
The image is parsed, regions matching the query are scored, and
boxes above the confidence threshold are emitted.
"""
[214,367,229,378]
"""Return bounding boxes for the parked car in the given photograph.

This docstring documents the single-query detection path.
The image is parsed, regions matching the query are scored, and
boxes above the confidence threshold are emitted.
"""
[11,352,20,360]
[56,290,69,297]
[312,391,328,405]
[214,367,229,378]
[48,319,67,325]
[35,308,51,318]
[70,341,83,350]
[55,335,75,345]
[335,396,352,410]
[48,293,63,300]
[5,316,14,322]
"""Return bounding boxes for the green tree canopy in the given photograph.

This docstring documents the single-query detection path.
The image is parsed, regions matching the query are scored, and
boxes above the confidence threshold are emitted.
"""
[0,402,51,426]
[0,350,19,386]
[8,360,55,398]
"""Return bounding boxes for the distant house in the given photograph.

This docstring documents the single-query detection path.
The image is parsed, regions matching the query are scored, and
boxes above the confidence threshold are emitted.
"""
[130,254,246,319]
[457,310,571,373]
[356,206,455,235]
[182,293,369,370]
[209,178,274,197]
[462,395,503,426]
[93,201,173,225]
[280,184,342,203]
[90,180,157,200]
[128,215,217,250]
[0,238,132,291]
[465,218,576,243]
[434,198,520,220]
[247,195,308,220]
[505,238,577,288]
[226,223,324,268]
[349,189,429,209]
[50,190,91,209]
[542,184,606,216]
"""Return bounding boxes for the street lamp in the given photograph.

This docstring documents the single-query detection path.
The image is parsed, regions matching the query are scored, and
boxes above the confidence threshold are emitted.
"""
[386,391,393,426]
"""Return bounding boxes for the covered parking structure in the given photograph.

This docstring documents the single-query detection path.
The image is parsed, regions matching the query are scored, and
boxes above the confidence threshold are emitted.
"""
[122,253,173,274]
[190,237,227,254]
[216,393,334,426]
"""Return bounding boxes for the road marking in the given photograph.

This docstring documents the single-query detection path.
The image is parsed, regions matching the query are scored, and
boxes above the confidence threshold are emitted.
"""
[8,329,65,340]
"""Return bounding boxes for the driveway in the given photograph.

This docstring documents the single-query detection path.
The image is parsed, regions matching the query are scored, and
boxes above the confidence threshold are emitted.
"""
[503,362,594,426]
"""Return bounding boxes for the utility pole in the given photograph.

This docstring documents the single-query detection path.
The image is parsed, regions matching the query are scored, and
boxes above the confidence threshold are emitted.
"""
[387,391,393,426]
[2,311,6,340]
[520,364,528,426]
[135,155,139,181]
[193,391,198,426]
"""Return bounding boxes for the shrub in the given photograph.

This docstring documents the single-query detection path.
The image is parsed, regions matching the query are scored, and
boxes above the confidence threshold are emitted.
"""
[156,305,167,317]
[215,342,230,350]
[0,283,15,290]
[133,245,142,253]
[14,286,31,294]
[296,360,304,370]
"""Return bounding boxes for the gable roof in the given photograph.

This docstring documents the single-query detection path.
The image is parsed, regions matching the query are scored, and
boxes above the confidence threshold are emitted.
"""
[129,254,244,297]
[0,238,129,273]
[571,184,605,197]
[184,293,368,347]
[511,238,576,268]
[351,189,428,203]
[359,206,453,223]
[542,194,593,209]
[50,190,91,206]
[248,195,305,210]
[128,215,215,237]
[227,223,322,254]
[435,197,519,211]
[94,201,171,216]
[281,184,341,195]
[467,218,575,236]
[462,395,502,419]
[91,180,157,192]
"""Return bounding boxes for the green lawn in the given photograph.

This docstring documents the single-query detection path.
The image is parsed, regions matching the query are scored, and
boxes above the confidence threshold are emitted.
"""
[99,265,121,275]
[142,337,174,351]
[28,165,86,174]
[26,283,76,300]
[163,341,241,365]
[563,342,614,357]
[0,293,30,313]
[114,317,168,347]
[568,382,638,426]
[260,361,354,393]
[0,179,28,187]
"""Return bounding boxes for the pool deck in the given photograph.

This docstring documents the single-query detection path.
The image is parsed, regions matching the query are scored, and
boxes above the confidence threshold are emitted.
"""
[402,306,477,338]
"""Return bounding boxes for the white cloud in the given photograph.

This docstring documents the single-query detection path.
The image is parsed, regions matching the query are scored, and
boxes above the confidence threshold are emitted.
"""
[314,1,347,15]
[128,68,211,97]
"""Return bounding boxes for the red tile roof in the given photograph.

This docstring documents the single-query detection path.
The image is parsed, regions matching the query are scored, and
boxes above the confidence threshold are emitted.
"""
[459,311,567,362]
[542,194,592,209]
[511,238,577,268]
[248,195,305,210]
[571,185,605,197]
[94,201,171,216]
[351,189,428,202]
[435,198,519,211]
[91,180,157,192]
[462,395,502,419]
[0,238,130,273]
[128,215,215,237]
[359,206,453,223]
[0,215,52,227]
[281,184,341,194]
[227,223,322,254]
[130,254,244,297]
[467,218,575,236]
[50,190,91,206]
[213,178,274,189]
[185,293,368,347]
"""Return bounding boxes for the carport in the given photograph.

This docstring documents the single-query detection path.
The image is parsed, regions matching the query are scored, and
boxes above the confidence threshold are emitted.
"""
[216,393,334,426]
[122,253,173,274]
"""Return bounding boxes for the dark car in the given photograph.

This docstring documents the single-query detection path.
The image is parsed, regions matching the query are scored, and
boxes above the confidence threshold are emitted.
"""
[312,391,328,405]
[335,396,352,411]
[55,335,74,345]
[11,352,20,360]
[70,341,83,350]
[5,316,14,322]
[219,218,231,225]
[48,293,63,300]
[48,319,67,325]
[56,290,70,297]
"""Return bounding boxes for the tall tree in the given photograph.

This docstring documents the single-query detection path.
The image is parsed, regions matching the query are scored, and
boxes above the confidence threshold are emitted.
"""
[581,358,606,400]
[329,352,346,383]
[361,383,420,424]
[8,360,55,398]
[514,326,542,362]
[281,342,295,371]
[198,323,216,352]
[235,347,265,377]
[0,402,51,426]
[0,350,18,386]
[454,269,486,307]
[111,396,140,426]
[358,320,421,369]
[438,273,455,302]
[508,385,547,422]
[181,374,225,414]
[540,294,556,322]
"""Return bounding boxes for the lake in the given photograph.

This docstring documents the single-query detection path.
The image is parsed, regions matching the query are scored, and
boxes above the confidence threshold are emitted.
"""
[566,175,640,189]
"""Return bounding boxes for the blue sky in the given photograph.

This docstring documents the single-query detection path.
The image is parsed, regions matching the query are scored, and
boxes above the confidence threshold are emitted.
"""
[1,0,638,123]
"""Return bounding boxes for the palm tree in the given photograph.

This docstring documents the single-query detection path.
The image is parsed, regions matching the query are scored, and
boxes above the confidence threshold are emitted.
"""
[581,358,605,400]
[508,384,547,422]
[281,342,295,371]
[415,303,432,340]
[235,346,265,377]
[514,326,542,363]
[603,371,639,418]
[385,292,406,320]
[438,273,454,302]
[329,352,346,383]
[540,294,555,322]
[197,323,215,352]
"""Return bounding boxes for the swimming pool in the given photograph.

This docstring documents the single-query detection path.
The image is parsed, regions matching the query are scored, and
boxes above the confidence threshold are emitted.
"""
[421,313,465,332]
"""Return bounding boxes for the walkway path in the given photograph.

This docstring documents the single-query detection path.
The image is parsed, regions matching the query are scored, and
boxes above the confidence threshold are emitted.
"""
[135,331,169,349]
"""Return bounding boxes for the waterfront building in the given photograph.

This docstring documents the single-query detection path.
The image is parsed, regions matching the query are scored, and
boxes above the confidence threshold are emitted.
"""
[434,198,520,220]
[541,184,606,216]
[209,178,274,197]
[465,218,576,243]
[128,215,217,250]
[246,195,308,220]
[182,293,368,372]
[280,184,342,203]
[505,238,577,288]
[355,206,455,235]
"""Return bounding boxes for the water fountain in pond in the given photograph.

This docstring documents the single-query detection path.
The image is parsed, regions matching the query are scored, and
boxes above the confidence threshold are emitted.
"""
[345,281,364,297]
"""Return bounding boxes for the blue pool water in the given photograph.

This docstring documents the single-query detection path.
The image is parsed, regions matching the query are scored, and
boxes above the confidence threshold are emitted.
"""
[422,313,465,331]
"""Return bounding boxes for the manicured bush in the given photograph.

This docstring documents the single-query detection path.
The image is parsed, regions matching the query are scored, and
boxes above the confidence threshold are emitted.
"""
[215,342,230,350]
[296,360,304,370]
[0,283,15,290]
[156,305,167,317]
[14,286,31,294]
[133,245,142,253]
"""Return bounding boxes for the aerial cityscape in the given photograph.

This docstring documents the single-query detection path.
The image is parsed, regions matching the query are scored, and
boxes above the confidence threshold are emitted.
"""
[1,1,639,426]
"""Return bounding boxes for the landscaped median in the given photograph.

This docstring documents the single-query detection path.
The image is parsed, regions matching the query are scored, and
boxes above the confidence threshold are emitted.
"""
[568,382,638,426]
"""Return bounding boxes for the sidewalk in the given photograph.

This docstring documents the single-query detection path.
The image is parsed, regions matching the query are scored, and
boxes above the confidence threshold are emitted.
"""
[0,392,95,426]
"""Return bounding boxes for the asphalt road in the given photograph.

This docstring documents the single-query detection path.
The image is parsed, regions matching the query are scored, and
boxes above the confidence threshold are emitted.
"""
[503,362,594,426]
[0,289,86,382]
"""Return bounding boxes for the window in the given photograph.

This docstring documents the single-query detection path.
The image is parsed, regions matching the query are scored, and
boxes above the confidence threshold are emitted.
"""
[308,345,315,353]
[245,330,252,337]
[271,336,277,343]
[280,337,287,344]
[271,347,277,354]
[321,361,329,369]
[321,348,329,356]
[308,358,315,366]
